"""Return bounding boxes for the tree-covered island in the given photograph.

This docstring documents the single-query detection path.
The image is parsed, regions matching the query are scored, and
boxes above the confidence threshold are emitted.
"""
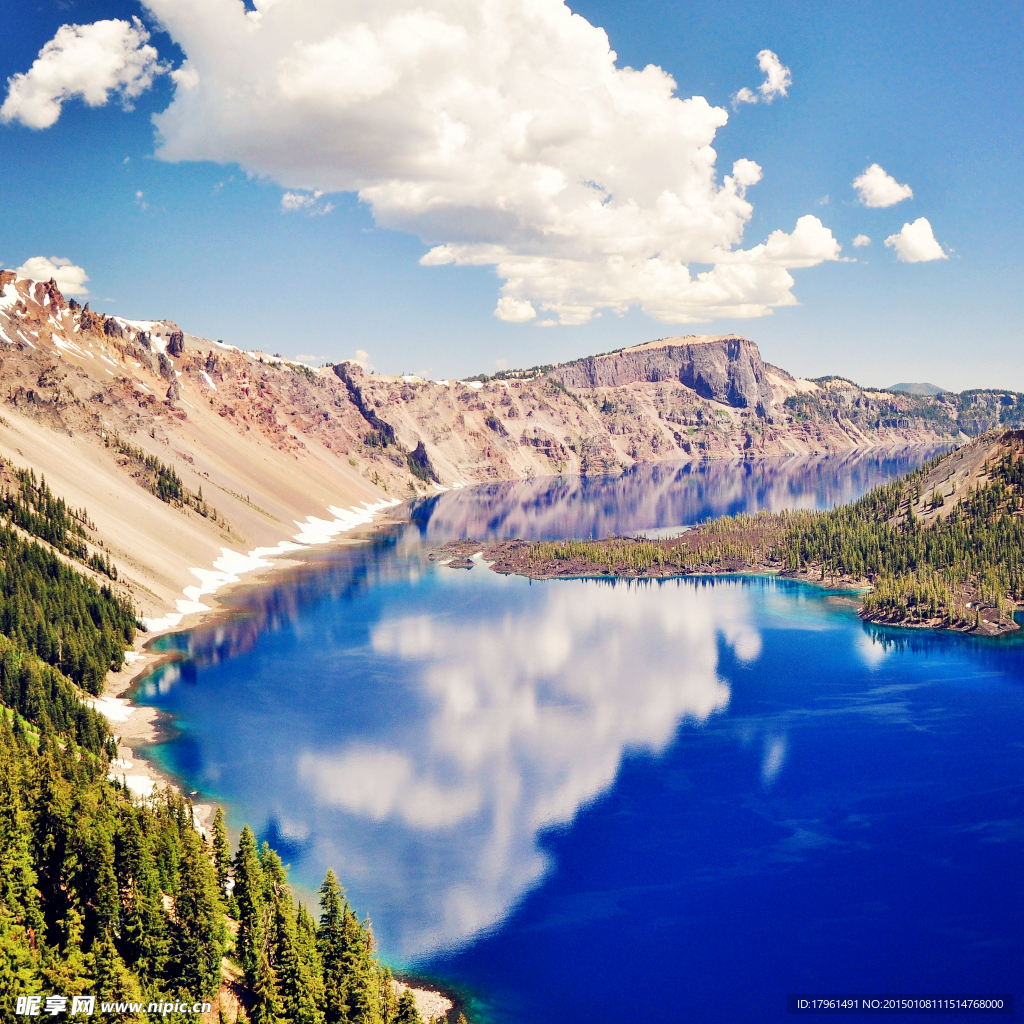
[437,430,1024,637]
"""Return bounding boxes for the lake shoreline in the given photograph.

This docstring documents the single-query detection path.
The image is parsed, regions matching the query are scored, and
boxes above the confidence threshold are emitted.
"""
[431,539,1021,639]
[97,513,404,825]
[96,511,468,1021]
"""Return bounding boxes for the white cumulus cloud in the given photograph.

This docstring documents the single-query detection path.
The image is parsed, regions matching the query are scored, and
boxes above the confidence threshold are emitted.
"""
[15,256,90,296]
[8,2,839,325]
[757,49,791,102]
[494,297,537,323]
[853,164,913,208]
[884,217,947,263]
[141,0,837,324]
[732,86,757,108]
[0,18,166,129]
[852,234,871,247]
[732,49,791,108]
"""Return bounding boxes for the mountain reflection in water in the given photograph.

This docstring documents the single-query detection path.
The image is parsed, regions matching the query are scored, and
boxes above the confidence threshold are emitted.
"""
[407,445,947,541]
[138,447,973,966]
[147,565,758,954]
[152,446,943,670]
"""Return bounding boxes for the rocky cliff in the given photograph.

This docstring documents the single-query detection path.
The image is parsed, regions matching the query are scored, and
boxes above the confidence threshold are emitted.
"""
[548,336,776,418]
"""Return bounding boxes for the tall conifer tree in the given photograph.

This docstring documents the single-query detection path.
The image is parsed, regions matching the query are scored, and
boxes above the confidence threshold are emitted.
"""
[234,826,265,985]
[317,870,350,1024]
[250,949,284,1024]
[171,830,226,999]
[212,806,231,896]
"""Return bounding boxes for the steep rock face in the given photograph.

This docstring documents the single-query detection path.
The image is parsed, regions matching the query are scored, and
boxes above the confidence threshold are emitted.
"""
[548,336,776,418]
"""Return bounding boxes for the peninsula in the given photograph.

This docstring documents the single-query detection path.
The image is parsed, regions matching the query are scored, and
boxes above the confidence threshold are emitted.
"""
[439,431,1024,637]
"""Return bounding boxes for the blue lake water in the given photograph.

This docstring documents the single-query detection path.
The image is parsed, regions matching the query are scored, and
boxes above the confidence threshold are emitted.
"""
[135,449,1023,1023]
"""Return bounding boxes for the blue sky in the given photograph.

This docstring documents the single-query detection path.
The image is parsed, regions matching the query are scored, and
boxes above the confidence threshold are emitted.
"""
[2,0,1021,389]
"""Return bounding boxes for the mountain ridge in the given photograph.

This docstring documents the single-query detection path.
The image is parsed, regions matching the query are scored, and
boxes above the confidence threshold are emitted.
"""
[1,268,1021,629]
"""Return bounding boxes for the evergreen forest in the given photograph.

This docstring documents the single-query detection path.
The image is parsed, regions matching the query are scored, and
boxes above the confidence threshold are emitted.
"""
[514,432,1024,630]
[0,476,451,1023]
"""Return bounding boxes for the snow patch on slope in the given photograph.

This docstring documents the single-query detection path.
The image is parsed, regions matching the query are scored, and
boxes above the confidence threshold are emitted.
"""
[141,497,400,632]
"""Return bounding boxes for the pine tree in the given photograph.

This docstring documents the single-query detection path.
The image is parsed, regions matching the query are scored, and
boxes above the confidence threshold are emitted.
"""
[250,949,283,1024]
[342,907,381,1024]
[234,826,265,985]
[40,905,91,1000]
[89,929,142,1021]
[394,989,421,1024]
[170,829,226,999]
[213,806,231,897]
[378,965,395,1024]
[274,899,323,1024]
[317,870,350,1024]
[295,904,325,1015]
[118,808,171,985]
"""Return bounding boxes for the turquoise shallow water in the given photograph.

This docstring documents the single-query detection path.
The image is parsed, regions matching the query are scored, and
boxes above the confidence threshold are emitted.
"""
[136,449,1022,1022]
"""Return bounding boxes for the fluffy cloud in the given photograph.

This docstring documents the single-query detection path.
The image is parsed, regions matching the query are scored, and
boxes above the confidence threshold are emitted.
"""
[0,18,166,129]
[8,2,839,324]
[853,164,913,208]
[494,297,537,323]
[347,347,374,370]
[756,49,792,101]
[141,0,839,324]
[732,49,791,108]
[852,234,871,247]
[884,217,947,262]
[15,256,90,296]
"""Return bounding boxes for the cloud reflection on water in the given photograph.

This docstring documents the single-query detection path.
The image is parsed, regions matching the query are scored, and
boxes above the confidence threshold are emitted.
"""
[296,574,759,956]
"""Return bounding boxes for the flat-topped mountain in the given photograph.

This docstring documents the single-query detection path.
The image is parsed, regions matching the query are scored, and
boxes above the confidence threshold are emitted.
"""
[0,268,1020,625]
[547,335,776,418]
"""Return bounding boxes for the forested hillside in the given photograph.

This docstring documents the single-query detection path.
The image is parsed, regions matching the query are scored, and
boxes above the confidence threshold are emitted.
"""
[0,717,447,1022]
[0,476,452,1022]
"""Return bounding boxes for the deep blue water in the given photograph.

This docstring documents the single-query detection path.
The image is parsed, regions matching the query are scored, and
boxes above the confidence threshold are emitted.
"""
[135,449,1023,1023]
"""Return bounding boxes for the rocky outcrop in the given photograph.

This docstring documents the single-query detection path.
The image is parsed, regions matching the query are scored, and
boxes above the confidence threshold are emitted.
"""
[30,278,66,312]
[548,336,776,418]
[167,330,184,357]
[333,362,399,446]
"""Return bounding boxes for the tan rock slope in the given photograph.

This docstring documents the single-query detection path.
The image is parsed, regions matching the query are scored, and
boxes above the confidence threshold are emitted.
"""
[0,270,387,628]
[892,428,1024,527]
[0,269,990,627]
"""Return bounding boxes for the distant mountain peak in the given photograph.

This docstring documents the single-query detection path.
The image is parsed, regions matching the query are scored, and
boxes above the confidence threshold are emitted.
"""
[888,382,948,396]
